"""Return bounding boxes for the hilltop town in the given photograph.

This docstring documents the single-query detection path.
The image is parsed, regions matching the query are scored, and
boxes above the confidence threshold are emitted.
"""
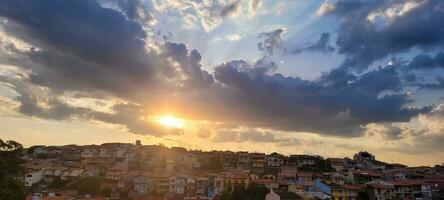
[22,141,444,200]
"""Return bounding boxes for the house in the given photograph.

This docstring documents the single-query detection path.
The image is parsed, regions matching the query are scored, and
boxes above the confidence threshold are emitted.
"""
[278,165,298,184]
[253,179,280,189]
[184,154,202,169]
[153,175,170,194]
[209,175,224,197]
[23,161,55,187]
[32,146,48,156]
[297,178,332,200]
[169,175,187,195]
[236,152,251,170]
[330,172,344,185]
[106,167,123,180]
[352,169,382,184]
[61,168,84,180]
[222,154,237,171]
[99,148,112,158]
[267,153,284,168]
[106,163,128,180]
[224,171,250,191]
[42,166,67,182]
[388,180,432,200]
[133,175,155,195]
[196,176,209,197]
[331,184,362,200]
[266,189,303,200]
[25,166,44,187]
[328,158,347,172]
[81,148,98,159]
[250,153,267,169]
[366,182,395,200]
[288,184,306,194]
[207,174,224,198]
[290,155,319,168]
[296,172,313,183]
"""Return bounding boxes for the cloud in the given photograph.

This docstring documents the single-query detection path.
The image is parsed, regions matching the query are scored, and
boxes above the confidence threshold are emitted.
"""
[248,0,263,17]
[211,61,428,136]
[151,0,225,32]
[211,128,303,147]
[316,1,336,16]
[0,0,438,140]
[408,52,444,70]
[212,129,275,143]
[0,75,181,137]
[220,1,241,17]
[319,0,444,70]
[258,29,285,56]
[367,104,444,154]
[365,123,403,140]
[291,32,335,54]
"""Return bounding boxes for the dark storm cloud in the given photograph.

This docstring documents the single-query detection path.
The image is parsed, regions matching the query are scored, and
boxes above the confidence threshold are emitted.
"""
[0,0,149,71]
[321,0,444,70]
[0,0,161,96]
[292,32,335,54]
[0,0,436,138]
[212,61,429,136]
[408,52,444,70]
[419,76,444,89]
[163,42,214,88]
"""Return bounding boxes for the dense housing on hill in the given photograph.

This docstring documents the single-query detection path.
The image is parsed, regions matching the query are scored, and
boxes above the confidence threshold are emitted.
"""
[22,141,444,200]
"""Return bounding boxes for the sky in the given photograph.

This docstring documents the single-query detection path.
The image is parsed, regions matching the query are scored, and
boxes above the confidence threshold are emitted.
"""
[0,0,444,166]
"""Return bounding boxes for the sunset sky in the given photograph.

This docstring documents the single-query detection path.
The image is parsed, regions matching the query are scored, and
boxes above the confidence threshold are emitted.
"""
[0,0,444,166]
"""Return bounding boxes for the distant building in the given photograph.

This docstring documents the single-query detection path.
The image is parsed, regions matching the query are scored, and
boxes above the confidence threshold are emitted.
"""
[353,151,375,162]
[267,153,284,168]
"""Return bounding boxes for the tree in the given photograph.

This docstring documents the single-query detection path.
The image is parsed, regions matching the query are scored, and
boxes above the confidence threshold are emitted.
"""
[231,184,248,200]
[68,177,105,195]
[357,190,369,200]
[0,139,26,200]
[246,183,268,200]
[216,183,268,200]
[218,190,232,200]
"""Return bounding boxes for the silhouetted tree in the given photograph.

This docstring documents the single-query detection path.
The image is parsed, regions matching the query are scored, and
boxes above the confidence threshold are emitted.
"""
[231,184,248,200]
[0,139,25,200]
[217,183,268,200]
[357,190,369,200]
[246,183,269,200]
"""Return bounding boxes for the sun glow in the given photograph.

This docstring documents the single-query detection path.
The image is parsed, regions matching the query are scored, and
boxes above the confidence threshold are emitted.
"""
[158,116,183,128]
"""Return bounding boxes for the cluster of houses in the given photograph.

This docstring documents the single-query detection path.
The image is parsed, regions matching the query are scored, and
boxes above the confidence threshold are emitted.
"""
[24,141,444,200]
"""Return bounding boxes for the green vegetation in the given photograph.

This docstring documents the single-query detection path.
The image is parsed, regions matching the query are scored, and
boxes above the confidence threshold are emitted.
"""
[218,183,269,200]
[357,191,369,200]
[0,139,26,200]
[66,177,108,195]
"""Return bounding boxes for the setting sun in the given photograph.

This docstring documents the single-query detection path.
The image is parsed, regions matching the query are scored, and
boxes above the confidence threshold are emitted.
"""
[158,116,183,128]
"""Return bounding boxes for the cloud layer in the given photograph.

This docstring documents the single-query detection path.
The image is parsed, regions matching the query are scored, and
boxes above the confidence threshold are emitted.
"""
[0,0,443,158]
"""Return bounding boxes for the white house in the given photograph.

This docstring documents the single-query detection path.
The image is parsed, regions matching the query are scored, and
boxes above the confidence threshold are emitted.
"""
[25,170,43,187]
